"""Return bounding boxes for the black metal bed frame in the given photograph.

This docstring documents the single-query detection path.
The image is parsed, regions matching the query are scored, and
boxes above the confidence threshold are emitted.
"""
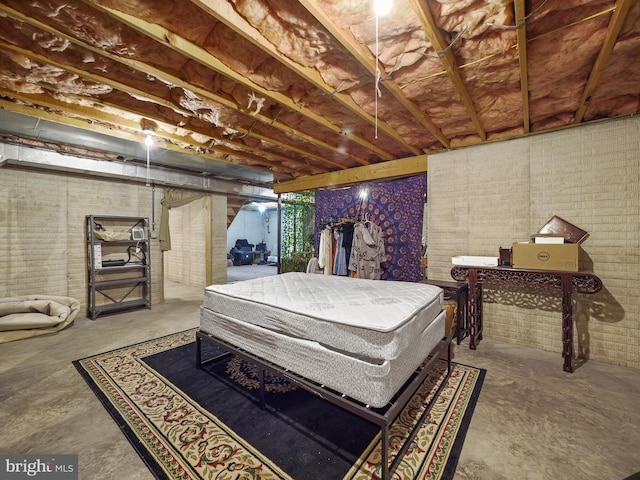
[196,329,452,480]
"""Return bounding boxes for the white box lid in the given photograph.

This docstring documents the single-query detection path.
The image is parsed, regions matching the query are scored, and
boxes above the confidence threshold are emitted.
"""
[452,255,499,267]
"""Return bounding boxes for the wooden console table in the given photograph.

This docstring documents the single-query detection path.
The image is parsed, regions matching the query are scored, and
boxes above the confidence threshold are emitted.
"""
[450,266,602,373]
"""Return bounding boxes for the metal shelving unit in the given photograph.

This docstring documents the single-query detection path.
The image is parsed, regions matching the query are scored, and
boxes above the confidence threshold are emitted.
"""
[86,215,151,320]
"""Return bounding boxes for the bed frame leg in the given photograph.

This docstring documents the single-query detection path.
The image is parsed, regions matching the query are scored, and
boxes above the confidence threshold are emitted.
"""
[381,423,389,480]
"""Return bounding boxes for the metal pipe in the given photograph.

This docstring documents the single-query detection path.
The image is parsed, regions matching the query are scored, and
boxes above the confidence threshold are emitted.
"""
[0,142,276,200]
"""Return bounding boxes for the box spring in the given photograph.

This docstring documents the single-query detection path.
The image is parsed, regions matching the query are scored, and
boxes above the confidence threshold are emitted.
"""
[199,308,444,408]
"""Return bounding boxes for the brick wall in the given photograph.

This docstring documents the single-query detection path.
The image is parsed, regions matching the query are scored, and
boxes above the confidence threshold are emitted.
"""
[163,193,227,287]
[164,197,206,287]
[428,116,640,370]
[0,168,162,315]
[227,208,277,254]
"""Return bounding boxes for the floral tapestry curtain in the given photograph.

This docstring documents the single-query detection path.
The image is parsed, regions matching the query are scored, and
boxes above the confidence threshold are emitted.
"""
[314,175,426,282]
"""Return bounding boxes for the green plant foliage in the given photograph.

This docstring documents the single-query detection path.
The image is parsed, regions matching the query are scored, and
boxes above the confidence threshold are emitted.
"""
[281,191,315,273]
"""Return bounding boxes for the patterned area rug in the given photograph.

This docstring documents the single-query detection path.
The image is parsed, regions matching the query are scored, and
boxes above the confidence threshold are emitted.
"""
[74,330,485,480]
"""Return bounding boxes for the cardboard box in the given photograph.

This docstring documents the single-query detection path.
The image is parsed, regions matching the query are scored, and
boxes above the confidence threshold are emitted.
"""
[512,242,581,271]
[512,216,587,271]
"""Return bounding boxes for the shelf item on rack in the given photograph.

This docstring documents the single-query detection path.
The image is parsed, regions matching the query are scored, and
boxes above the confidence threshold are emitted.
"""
[86,215,151,320]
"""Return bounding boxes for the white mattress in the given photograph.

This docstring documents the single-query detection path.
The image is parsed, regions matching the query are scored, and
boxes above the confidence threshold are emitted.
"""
[202,272,443,360]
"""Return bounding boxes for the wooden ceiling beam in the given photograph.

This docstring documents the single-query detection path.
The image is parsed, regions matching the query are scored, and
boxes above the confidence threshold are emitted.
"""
[273,155,427,193]
[0,2,359,171]
[407,0,487,141]
[297,0,450,150]
[87,2,394,162]
[0,47,306,175]
[0,88,331,177]
[0,40,189,116]
[574,0,632,123]
[514,0,530,134]
[190,0,421,156]
[0,95,303,176]
[0,97,143,144]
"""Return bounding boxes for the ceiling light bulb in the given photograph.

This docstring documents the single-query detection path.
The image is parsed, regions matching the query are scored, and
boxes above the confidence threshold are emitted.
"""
[374,0,393,16]
[144,134,153,146]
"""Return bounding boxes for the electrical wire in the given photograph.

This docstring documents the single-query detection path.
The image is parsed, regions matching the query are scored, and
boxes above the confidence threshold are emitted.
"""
[127,243,147,265]
[484,0,549,29]
[399,0,599,91]
[380,26,467,85]
[374,9,381,139]
[145,139,150,187]
[238,119,257,138]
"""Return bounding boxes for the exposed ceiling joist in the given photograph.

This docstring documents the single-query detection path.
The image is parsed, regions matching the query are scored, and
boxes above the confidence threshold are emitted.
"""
[298,0,450,150]
[0,40,181,113]
[92,2,395,162]
[514,0,531,134]
[0,91,294,175]
[408,0,487,142]
[0,1,358,175]
[189,0,421,156]
[0,0,637,191]
[574,0,632,123]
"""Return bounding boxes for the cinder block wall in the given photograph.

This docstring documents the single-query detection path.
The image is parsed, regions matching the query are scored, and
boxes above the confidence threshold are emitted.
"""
[164,197,206,287]
[227,209,277,253]
[0,167,163,315]
[163,194,227,287]
[428,116,639,370]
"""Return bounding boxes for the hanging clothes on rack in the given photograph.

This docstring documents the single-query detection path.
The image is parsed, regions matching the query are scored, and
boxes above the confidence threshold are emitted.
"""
[333,228,348,276]
[348,219,385,280]
[318,225,333,275]
[341,222,354,269]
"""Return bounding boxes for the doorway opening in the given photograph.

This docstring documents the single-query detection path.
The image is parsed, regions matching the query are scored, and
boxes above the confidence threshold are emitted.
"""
[162,197,279,301]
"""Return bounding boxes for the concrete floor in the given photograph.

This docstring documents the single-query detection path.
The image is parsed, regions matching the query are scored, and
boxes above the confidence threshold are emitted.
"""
[1,275,639,480]
[227,263,278,283]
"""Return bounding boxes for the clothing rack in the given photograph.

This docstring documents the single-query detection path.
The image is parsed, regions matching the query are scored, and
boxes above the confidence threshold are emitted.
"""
[321,213,373,229]
[318,213,384,280]
[322,216,355,229]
